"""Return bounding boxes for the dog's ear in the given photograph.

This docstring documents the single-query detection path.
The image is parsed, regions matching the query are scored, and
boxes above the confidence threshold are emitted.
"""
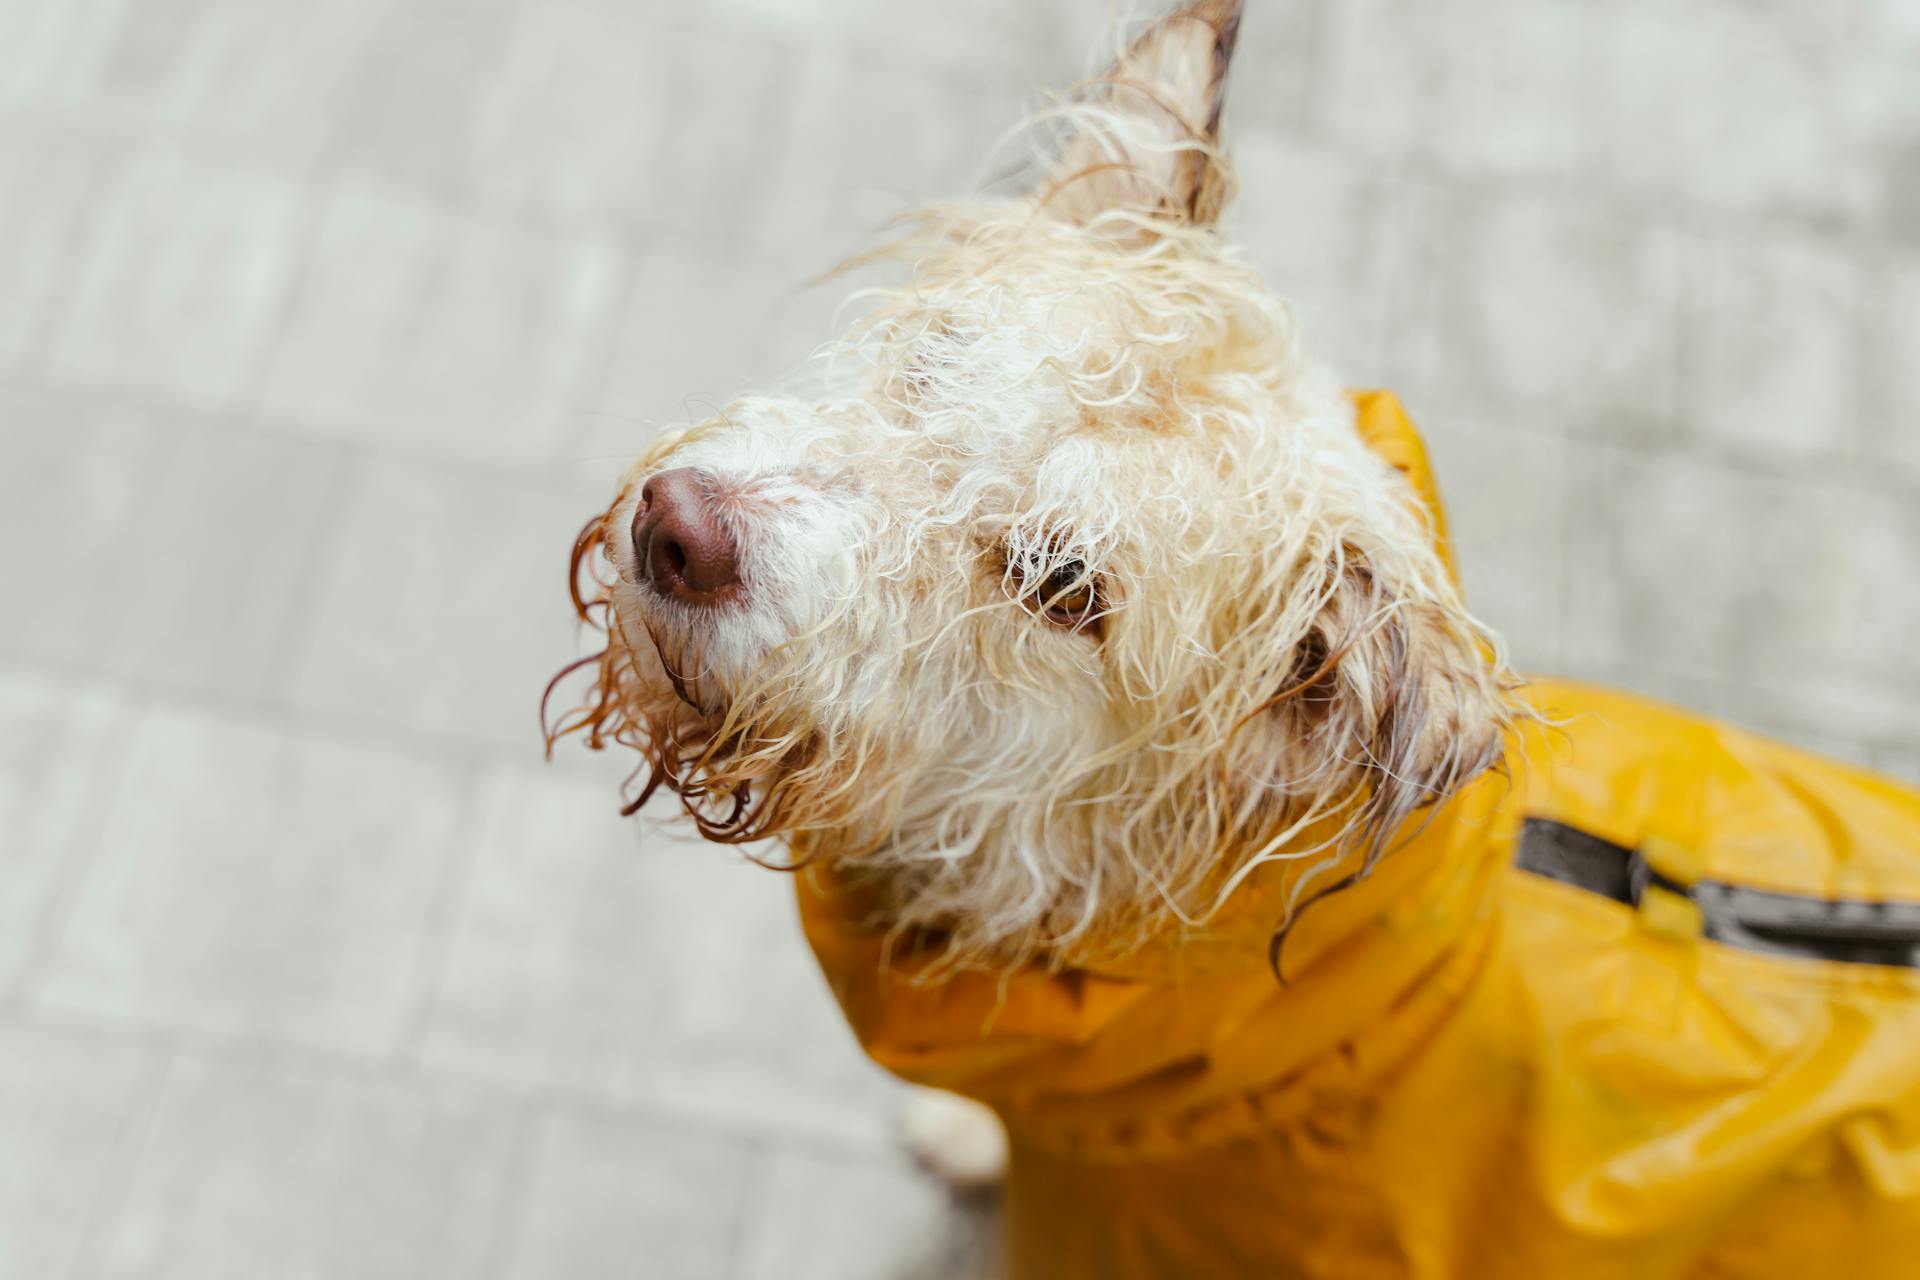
[1262,545,1515,869]
[1039,0,1242,227]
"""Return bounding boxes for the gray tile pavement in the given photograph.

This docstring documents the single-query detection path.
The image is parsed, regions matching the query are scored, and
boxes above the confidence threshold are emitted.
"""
[1564,443,1920,739]
[48,145,311,408]
[0,1024,162,1280]
[258,175,626,464]
[0,118,127,374]
[415,766,901,1155]
[1590,7,1866,227]
[332,0,524,193]
[30,704,472,1058]
[282,454,613,753]
[0,386,352,697]
[1228,133,1399,384]
[735,1146,991,1280]
[1407,390,1571,676]
[501,1104,756,1280]
[0,0,1915,1275]
[0,675,134,994]
[1318,0,1605,189]
[1875,256,1920,471]
[1390,184,1685,435]
[89,1053,521,1280]
[1689,228,1860,461]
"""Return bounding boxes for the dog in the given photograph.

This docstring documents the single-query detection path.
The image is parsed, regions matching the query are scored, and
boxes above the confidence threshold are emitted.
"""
[549,2,1920,1275]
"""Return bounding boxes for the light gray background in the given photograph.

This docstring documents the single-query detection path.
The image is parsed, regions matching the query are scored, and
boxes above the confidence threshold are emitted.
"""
[0,0,1916,1276]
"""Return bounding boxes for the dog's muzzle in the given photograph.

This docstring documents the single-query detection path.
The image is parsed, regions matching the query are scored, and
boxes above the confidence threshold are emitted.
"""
[631,468,740,604]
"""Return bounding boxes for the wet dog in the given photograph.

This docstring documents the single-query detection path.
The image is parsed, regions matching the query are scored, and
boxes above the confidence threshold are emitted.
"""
[549,4,1920,1276]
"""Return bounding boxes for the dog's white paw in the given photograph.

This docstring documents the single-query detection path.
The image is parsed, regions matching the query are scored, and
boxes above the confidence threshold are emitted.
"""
[899,1088,1008,1191]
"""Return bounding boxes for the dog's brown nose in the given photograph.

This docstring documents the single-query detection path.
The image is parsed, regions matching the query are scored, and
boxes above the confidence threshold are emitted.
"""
[631,468,740,600]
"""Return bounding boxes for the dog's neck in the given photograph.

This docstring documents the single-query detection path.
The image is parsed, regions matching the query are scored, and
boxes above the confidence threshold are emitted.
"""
[1079,761,1514,988]
[801,746,1515,986]
[795,750,1527,1149]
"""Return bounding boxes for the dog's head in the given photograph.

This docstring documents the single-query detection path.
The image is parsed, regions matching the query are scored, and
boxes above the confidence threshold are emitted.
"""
[551,0,1525,963]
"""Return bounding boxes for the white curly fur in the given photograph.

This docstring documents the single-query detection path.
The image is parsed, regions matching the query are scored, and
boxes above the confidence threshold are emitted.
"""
[551,1,1529,970]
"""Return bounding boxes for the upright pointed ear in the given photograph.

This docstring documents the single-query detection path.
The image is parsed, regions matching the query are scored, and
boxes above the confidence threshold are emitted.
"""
[1041,0,1243,227]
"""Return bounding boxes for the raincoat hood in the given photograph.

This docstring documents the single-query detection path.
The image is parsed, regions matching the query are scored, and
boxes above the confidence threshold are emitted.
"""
[795,393,1920,1279]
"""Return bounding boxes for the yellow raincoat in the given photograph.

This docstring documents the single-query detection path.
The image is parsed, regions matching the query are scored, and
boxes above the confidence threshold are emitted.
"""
[797,393,1920,1279]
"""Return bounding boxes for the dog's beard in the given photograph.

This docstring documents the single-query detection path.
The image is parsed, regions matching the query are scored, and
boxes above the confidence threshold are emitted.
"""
[633,610,725,715]
[545,514,880,855]
[610,621,820,850]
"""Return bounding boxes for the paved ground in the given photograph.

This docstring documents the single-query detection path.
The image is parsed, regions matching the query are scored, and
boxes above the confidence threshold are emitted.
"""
[0,0,1915,1276]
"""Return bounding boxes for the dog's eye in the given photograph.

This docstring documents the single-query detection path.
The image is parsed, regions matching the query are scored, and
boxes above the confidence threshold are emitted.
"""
[1039,564,1098,626]
[1008,552,1103,633]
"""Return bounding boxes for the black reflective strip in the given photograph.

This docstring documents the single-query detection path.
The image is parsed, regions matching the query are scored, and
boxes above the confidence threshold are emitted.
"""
[1513,819,1634,905]
[1514,818,1920,970]
[1691,883,1920,968]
